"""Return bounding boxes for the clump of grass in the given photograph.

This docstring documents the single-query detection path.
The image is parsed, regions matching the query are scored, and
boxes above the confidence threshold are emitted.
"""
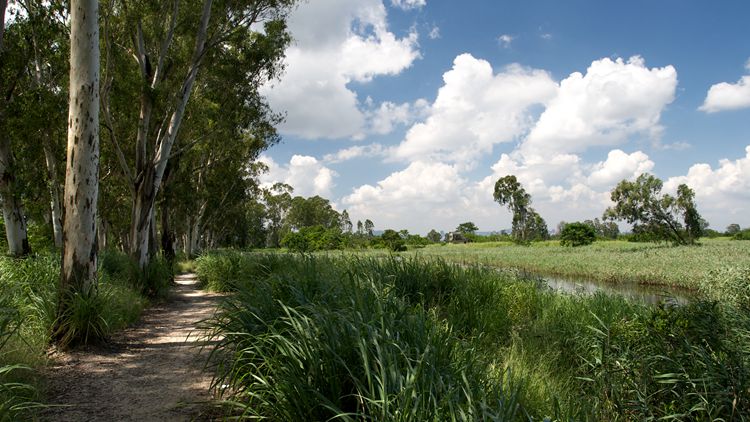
[698,266,750,310]
[205,254,524,420]
[52,287,110,348]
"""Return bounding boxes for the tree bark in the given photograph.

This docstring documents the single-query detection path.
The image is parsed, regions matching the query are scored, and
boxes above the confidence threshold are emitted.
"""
[0,139,31,256]
[61,0,100,294]
[44,138,64,248]
[128,0,213,268]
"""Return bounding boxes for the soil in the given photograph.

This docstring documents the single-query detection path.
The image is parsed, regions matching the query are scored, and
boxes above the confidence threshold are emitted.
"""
[38,273,222,422]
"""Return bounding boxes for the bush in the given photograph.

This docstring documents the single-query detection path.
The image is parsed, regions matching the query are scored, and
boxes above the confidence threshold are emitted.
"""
[560,222,596,247]
[281,226,344,252]
[732,228,750,240]
[379,229,406,252]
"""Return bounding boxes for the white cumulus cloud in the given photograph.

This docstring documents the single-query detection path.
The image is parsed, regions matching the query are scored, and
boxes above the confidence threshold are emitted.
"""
[587,150,655,188]
[521,56,677,157]
[699,59,750,113]
[259,155,337,198]
[341,161,467,230]
[392,54,558,167]
[390,0,426,10]
[664,145,750,226]
[262,0,420,140]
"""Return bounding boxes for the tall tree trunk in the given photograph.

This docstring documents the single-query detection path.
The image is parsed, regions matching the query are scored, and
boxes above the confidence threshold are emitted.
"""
[129,0,213,268]
[44,143,64,247]
[160,199,174,263]
[97,214,108,251]
[60,0,100,295]
[0,139,31,256]
[0,1,31,257]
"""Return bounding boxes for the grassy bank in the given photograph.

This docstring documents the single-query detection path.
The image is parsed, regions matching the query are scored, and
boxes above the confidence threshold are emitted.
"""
[395,238,750,290]
[199,251,750,420]
[0,250,172,419]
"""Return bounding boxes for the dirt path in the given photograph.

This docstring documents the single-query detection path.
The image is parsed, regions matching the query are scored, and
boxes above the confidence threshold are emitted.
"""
[39,274,222,421]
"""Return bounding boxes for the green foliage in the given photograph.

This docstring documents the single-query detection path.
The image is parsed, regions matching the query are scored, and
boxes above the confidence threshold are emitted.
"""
[205,254,524,420]
[281,225,343,252]
[285,196,340,231]
[726,223,742,236]
[133,256,172,298]
[698,266,750,310]
[426,229,442,243]
[493,175,549,244]
[379,229,406,252]
[203,252,750,420]
[53,287,110,348]
[604,174,705,245]
[732,228,750,240]
[560,222,596,247]
[456,221,478,234]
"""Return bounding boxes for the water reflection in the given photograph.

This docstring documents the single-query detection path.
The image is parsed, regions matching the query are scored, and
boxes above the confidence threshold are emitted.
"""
[520,271,692,305]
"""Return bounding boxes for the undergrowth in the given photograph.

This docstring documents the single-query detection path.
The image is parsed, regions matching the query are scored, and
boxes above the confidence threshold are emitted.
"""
[0,249,171,419]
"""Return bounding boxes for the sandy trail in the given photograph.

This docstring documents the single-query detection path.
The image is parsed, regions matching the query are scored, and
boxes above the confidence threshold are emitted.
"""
[39,273,221,421]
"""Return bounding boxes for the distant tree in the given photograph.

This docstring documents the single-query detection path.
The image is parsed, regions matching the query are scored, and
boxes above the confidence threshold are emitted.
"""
[493,175,547,244]
[380,229,406,252]
[604,173,705,245]
[364,219,375,238]
[560,222,596,247]
[456,222,478,235]
[427,229,442,243]
[356,220,364,235]
[527,211,550,241]
[340,210,353,233]
[286,195,340,231]
[583,218,619,239]
[398,229,409,239]
[263,183,293,248]
[726,223,741,236]
[556,221,568,236]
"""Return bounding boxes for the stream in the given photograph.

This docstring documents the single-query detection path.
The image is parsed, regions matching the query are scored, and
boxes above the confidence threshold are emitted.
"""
[520,271,692,304]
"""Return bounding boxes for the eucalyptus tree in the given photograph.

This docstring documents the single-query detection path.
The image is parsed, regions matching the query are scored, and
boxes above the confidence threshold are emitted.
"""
[60,0,100,296]
[12,1,68,248]
[100,0,295,268]
[340,210,353,233]
[604,173,705,245]
[493,175,548,243]
[263,182,292,248]
[0,3,32,256]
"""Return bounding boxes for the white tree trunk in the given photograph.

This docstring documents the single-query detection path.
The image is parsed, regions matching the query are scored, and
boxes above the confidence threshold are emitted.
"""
[44,145,64,247]
[0,139,31,256]
[61,0,99,293]
[130,0,212,267]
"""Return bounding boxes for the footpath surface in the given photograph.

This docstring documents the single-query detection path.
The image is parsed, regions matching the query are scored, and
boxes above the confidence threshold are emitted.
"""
[39,274,221,421]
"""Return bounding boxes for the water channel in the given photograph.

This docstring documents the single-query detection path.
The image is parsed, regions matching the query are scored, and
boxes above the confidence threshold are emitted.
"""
[518,270,693,305]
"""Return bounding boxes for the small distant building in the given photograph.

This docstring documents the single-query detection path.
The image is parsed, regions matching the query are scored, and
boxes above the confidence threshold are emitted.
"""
[445,231,468,244]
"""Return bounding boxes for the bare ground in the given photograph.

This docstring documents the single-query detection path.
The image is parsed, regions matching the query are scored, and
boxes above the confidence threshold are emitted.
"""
[39,274,222,422]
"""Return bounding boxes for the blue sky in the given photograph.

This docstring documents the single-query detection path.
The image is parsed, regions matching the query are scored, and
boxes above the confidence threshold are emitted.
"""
[259,0,750,234]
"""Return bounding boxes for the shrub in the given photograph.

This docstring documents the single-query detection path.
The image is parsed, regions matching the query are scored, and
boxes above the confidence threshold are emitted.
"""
[281,226,344,252]
[560,222,596,247]
[380,229,406,252]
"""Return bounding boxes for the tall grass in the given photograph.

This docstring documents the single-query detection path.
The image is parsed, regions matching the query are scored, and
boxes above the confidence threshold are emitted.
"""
[0,249,165,418]
[201,252,750,421]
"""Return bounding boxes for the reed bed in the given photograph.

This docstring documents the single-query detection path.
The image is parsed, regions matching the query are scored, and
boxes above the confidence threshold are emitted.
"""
[199,251,750,420]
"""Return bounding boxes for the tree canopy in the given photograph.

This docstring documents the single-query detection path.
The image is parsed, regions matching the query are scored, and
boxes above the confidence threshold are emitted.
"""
[604,173,706,245]
[493,175,549,243]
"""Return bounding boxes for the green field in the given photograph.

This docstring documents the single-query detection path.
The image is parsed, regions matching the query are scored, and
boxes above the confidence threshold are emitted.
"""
[373,238,750,290]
